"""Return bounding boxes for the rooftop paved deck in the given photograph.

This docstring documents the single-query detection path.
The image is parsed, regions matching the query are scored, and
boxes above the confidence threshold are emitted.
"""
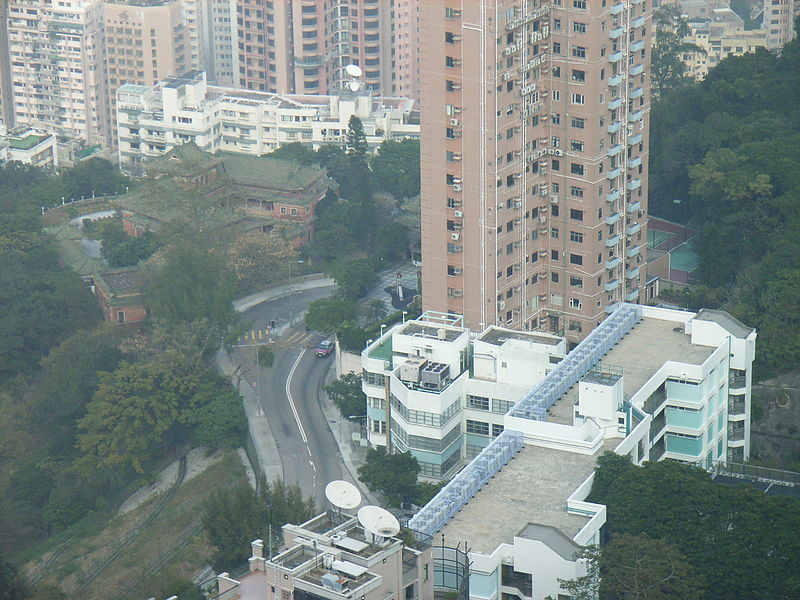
[439,440,616,554]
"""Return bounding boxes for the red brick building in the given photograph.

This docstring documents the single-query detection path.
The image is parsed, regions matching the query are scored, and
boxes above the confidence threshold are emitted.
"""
[93,268,146,325]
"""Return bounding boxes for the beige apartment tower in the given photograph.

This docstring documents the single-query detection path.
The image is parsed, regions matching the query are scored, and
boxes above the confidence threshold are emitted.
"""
[420,0,652,342]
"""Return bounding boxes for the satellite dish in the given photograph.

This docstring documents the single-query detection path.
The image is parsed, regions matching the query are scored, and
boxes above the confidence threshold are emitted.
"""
[358,505,401,538]
[348,80,361,92]
[345,64,363,78]
[325,480,362,510]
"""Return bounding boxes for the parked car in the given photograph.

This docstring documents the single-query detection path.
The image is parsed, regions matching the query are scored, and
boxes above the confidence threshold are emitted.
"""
[315,339,334,357]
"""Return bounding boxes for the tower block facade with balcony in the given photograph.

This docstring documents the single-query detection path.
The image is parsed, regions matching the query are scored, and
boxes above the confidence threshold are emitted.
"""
[420,1,652,342]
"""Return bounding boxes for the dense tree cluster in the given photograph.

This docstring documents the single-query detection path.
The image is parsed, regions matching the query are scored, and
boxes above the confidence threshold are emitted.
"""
[586,453,800,600]
[649,30,800,378]
[202,479,315,570]
[357,447,442,508]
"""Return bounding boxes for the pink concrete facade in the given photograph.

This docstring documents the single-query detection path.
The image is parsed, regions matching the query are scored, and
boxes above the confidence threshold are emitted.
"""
[421,1,651,343]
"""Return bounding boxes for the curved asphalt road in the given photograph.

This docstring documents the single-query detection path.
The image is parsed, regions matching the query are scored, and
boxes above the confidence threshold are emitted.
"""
[237,285,343,507]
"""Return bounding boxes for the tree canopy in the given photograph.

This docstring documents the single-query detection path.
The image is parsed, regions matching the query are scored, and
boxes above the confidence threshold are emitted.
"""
[589,453,800,600]
[648,31,800,378]
[325,372,366,419]
[370,139,421,199]
[357,447,420,507]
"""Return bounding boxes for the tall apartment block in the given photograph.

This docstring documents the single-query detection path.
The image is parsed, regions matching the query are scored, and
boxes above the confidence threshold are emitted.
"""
[206,0,239,86]
[420,1,652,342]
[235,0,414,97]
[763,0,796,50]
[5,0,110,146]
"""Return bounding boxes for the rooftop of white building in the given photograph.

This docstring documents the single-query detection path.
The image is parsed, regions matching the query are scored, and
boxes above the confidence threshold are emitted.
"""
[477,327,562,347]
[548,316,716,424]
[438,439,616,555]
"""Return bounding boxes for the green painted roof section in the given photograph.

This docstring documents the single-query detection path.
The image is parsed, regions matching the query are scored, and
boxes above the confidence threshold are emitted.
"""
[217,152,324,190]
[369,337,393,362]
[9,133,48,150]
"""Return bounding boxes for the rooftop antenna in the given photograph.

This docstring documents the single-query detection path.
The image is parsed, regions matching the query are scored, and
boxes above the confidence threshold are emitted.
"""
[344,64,363,92]
[358,505,400,545]
[325,480,362,522]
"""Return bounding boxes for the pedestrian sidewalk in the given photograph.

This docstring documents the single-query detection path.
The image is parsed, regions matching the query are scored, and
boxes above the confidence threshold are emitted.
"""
[317,363,382,506]
[216,349,284,483]
[234,274,335,313]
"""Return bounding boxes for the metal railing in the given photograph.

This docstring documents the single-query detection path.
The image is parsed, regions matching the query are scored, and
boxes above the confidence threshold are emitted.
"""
[408,430,523,538]
[509,303,642,420]
[710,461,800,486]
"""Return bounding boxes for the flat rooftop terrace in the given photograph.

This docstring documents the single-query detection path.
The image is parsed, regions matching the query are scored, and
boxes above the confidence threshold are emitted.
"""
[439,440,616,555]
[548,317,716,424]
[398,321,464,342]
[479,327,562,347]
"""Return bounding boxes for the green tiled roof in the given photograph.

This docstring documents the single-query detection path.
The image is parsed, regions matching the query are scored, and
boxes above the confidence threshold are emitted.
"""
[218,152,324,190]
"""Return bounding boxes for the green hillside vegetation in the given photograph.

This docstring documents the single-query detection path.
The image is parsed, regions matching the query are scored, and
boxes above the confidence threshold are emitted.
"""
[649,31,800,378]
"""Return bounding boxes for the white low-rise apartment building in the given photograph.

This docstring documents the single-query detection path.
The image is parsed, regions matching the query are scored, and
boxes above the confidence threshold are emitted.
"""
[115,70,418,164]
[0,125,58,169]
[363,304,756,599]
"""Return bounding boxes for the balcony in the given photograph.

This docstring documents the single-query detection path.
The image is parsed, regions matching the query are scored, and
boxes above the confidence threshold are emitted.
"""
[608,97,623,110]
[626,266,640,279]
[628,110,644,123]
[609,51,625,63]
[630,63,645,76]
[607,144,623,157]
[627,156,642,169]
[627,200,641,213]
[729,374,747,389]
[607,167,622,179]
[605,279,621,292]
[626,245,641,258]
[630,86,644,99]
[630,40,645,53]
[627,178,641,191]
[627,222,641,236]
[608,121,622,134]
[632,16,646,28]
[728,428,745,442]
[609,27,624,40]
[295,55,323,67]
[626,288,640,301]
[606,256,622,270]
[610,3,625,15]
[628,133,643,146]
[608,73,624,86]
[605,234,621,248]
[607,189,622,202]
[729,400,746,416]
[606,212,621,226]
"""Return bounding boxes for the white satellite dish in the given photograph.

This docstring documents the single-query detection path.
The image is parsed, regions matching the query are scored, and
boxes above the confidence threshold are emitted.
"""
[348,80,361,92]
[325,480,362,510]
[345,64,363,78]
[358,505,401,538]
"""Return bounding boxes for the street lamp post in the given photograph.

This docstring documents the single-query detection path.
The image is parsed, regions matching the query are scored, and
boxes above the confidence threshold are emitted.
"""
[287,259,304,325]
[673,199,689,244]
[402,310,408,324]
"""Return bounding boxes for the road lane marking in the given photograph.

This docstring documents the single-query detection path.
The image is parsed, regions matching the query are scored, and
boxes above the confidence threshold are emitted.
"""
[285,349,308,444]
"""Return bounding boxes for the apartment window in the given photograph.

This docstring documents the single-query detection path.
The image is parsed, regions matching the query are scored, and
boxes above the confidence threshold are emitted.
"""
[551,272,560,282]
[570,187,584,199]
[553,42,561,54]
[445,7,461,19]
[569,253,583,265]
[467,395,490,411]
[570,208,584,220]
[445,56,458,67]
[571,93,585,105]
[571,69,586,82]
[493,399,515,413]
[569,297,583,309]
[552,113,561,124]
[552,159,560,171]
[571,163,585,176]
[570,231,584,243]
[571,140,584,152]
[570,275,583,287]
[552,65,561,78]
[551,228,559,239]
[573,21,587,33]
[492,423,505,437]
[445,31,458,44]
[466,419,490,436]
[572,117,586,128]
[573,0,586,8]
[572,46,586,58]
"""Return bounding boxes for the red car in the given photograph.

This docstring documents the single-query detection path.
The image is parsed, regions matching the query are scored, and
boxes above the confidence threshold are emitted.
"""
[315,339,334,357]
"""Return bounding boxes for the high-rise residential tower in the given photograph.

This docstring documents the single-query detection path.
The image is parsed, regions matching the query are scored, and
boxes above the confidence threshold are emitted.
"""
[420,1,652,342]
[5,0,110,146]
[235,0,411,96]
